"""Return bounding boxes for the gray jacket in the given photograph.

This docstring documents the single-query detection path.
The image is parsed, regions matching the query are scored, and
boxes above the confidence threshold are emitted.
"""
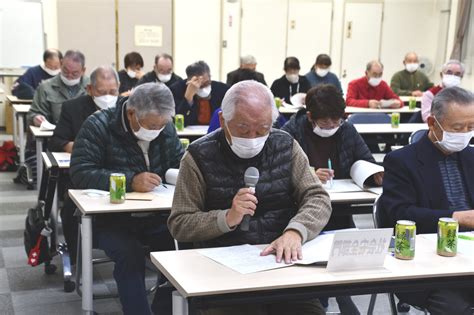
[27,75,89,125]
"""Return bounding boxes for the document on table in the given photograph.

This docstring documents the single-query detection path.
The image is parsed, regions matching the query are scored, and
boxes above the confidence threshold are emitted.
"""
[40,120,56,131]
[380,99,397,108]
[198,234,334,274]
[51,152,70,168]
[324,179,363,193]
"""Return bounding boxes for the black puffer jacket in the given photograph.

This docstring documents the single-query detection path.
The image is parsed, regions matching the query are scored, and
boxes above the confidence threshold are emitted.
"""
[282,109,375,178]
[188,129,296,247]
[70,98,184,192]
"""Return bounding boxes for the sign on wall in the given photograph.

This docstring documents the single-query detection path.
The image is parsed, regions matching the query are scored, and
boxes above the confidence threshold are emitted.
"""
[134,25,163,47]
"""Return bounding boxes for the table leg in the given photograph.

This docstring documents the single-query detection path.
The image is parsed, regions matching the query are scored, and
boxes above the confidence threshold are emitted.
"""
[36,138,43,189]
[18,113,25,165]
[13,109,18,147]
[81,215,94,313]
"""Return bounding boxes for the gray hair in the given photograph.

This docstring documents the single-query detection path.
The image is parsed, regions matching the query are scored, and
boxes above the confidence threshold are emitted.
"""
[63,50,86,67]
[404,52,418,61]
[128,83,175,120]
[366,60,384,71]
[221,80,279,123]
[431,86,473,121]
[90,66,119,87]
[441,59,465,75]
[240,55,257,65]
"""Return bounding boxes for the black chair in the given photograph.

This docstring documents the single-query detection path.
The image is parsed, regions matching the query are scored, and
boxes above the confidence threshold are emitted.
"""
[409,129,427,144]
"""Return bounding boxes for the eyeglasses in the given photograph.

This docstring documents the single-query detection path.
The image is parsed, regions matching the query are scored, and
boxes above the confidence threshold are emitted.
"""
[313,118,344,130]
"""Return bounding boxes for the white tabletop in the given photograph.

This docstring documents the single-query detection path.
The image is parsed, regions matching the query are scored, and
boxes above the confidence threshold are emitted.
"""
[68,187,175,215]
[177,125,209,137]
[278,106,302,115]
[41,152,71,169]
[346,106,420,114]
[354,123,427,134]
[29,125,54,137]
[151,236,474,298]
[12,104,30,113]
[6,94,32,104]
[399,96,422,103]
[328,191,378,203]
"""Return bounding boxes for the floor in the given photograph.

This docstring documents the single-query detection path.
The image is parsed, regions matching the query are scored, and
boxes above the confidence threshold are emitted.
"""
[0,133,425,315]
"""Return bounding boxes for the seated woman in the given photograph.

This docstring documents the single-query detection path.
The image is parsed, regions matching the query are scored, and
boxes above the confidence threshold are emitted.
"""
[270,56,310,104]
[282,84,382,229]
[118,51,144,96]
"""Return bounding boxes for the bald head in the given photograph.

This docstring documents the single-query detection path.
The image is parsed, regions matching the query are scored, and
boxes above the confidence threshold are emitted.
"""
[404,52,419,64]
[87,65,119,97]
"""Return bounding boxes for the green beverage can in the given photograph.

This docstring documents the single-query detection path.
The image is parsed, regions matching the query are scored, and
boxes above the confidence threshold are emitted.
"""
[391,112,400,128]
[180,138,190,150]
[110,173,126,204]
[175,114,184,131]
[395,220,416,260]
[274,97,282,109]
[437,218,458,257]
[408,97,417,110]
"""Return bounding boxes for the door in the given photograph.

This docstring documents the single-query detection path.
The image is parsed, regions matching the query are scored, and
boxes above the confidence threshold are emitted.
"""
[240,0,288,84]
[286,0,333,74]
[340,1,383,91]
[220,0,242,81]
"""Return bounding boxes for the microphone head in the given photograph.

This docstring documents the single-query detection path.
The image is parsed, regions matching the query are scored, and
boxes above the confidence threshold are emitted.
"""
[244,167,259,187]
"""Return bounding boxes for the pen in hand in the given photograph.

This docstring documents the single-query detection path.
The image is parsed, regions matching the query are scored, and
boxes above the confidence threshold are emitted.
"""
[328,158,334,187]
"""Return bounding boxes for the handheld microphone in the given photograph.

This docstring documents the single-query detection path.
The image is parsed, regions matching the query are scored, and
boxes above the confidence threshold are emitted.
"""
[240,167,259,231]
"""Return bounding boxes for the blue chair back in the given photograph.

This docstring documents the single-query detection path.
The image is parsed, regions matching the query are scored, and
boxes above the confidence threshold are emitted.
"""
[347,113,391,124]
[409,129,427,144]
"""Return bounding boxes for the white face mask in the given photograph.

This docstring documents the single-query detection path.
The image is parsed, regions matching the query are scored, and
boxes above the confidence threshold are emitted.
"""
[226,124,269,159]
[442,74,461,88]
[433,117,472,153]
[285,74,299,84]
[60,73,81,87]
[316,68,329,77]
[158,73,172,83]
[368,77,382,87]
[93,95,118,110]
[313,124,340,138]
[133,116,164,142]
[41,64,60,76]
[127,69,137,79]
[405,63,419,73]
[196,85,212,98]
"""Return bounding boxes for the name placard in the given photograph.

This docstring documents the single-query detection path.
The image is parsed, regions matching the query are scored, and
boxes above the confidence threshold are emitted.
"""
[327,228,393,272]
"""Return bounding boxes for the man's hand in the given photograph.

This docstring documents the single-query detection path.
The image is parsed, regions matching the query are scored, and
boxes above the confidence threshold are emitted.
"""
[373,172,384,186]
[184,76,202,103]
[226,188,258,228]
[120,90,132,97]
[33,115,46,127]
[63,141,74,153]
[368,100,381,109]
[315,168,334,184]
[411,90,423,97]
[452,210,474,229]
[390,100,402,108]
[260,230,303,264]
[131,172,162,192]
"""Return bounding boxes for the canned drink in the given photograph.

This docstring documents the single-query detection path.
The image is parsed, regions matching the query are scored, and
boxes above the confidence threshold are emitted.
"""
[395,220,416,260]
[437,218,458,257]
[180,138,190,150]
[110,173,126,204]
[391,112,400,128]
[175,114,184,131]
[274,97,282,109]
[408,97,417,110]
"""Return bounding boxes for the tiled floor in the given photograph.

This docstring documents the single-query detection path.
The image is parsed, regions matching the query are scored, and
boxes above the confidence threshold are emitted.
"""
[0,133,425,314]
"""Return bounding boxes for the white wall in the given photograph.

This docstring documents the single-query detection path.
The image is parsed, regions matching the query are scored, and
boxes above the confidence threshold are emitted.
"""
[42,0,58,49]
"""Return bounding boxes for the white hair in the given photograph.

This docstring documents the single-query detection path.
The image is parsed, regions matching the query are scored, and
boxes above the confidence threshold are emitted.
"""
[240,55,257,65]
[441,59,465,75]
[221,80,279,123]
[128,82,175,120]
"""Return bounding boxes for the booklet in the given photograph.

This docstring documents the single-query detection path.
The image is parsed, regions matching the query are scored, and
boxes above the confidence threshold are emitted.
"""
[39,120,56,131]
[380,99,397,108]
[325,160,383,194]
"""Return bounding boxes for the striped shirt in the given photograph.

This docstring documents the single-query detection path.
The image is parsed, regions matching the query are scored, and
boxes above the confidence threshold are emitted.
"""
[438,153,471,211]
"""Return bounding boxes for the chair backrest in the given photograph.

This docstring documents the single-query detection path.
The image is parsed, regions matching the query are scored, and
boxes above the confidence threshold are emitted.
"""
[409,129,427,144]
[347,113,391,124]
[372,195,382,229]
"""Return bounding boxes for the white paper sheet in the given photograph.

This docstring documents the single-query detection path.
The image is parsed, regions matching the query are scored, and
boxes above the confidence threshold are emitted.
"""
[165,168,179,185]
[350,160,384,189]
[324,179,363,193]
[151,184,175,198]
[198,234,334,274]
[289,93,306,108]
[380,99,396,108]
[51,152,70,168]
[40,120,56,131]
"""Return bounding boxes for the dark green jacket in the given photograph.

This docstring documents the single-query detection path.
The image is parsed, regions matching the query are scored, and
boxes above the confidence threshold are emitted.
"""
[70,98,184,192]
[390,69,433,96]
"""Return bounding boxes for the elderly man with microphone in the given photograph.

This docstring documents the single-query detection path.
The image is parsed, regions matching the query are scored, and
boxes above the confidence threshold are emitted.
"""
[168,80,331,315]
